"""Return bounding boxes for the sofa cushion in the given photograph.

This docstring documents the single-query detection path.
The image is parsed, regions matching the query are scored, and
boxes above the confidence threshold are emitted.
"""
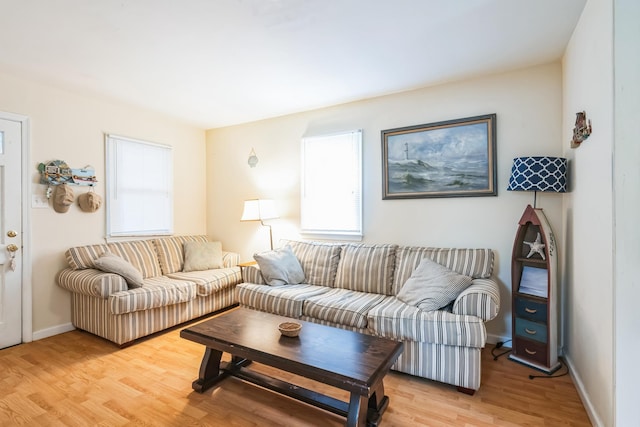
[222,251,240,269]
[254,245,305,286]
[283,240,342,287]
[65,240,162,279]
[93,252,145,288]
[302,288,387,329]
[396,258,472,311]
[65,243,108,270]
[334,244,396,295]
[393,247,493,295]
[166,267,241,296]
[183,241,223,272]
[153,235,209,275]
[107,240,162,279]
[366,297,487,348]
[237,283,331,318]
[109,276,196,315]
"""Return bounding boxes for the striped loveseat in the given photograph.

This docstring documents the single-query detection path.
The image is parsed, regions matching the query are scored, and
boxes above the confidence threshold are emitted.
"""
[238,240,500,393]
[57,235,242,346]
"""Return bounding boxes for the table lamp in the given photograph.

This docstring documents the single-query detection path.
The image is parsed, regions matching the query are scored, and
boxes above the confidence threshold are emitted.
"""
[507,156,567,207]
[241,199,279,250]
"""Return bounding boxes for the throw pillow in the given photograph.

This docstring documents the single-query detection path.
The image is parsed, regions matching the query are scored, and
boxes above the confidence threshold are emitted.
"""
[93,252,144,288]
[182,241,223,272]
[253,245,305,286]
[396,257,472,311]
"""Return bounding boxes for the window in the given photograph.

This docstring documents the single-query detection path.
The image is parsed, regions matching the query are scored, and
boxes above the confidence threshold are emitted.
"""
[301,130,362,238]
[105,134,173,238]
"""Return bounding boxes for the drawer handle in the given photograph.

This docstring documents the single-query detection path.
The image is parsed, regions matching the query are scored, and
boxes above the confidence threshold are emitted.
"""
[525,348,537,355]
[524,328,537,335]
[525,307,537,314]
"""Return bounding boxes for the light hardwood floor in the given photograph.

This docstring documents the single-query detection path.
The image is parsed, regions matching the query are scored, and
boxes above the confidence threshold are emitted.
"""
[0,313,591,426]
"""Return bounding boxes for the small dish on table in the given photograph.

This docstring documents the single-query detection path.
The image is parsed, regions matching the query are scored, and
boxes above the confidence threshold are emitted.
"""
[278,322,302,337]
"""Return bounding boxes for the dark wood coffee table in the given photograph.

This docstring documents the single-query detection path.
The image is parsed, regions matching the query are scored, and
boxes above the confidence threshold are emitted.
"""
[180,308,403,427]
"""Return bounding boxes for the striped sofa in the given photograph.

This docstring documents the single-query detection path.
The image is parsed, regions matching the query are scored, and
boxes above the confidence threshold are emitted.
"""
[238,240,500,393]
[57,235,242,346]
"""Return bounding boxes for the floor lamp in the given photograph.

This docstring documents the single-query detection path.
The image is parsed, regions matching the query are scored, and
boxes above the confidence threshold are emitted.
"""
[241,199,279,250]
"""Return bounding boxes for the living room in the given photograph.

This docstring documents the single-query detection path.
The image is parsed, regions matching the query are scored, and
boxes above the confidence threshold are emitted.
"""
[0,1,637,426]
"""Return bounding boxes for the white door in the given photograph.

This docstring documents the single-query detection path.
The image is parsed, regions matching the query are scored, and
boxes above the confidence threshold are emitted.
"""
[0,117,22,349]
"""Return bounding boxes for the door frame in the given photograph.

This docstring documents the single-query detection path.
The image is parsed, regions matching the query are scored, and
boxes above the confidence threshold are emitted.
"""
[1,110,32,343]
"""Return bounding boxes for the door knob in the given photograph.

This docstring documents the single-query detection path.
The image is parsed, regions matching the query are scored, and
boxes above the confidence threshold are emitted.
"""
[6,244,18,252]
[7,230,17,238]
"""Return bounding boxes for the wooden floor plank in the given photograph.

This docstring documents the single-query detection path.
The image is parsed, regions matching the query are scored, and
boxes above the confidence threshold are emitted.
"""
[0,316,592,426]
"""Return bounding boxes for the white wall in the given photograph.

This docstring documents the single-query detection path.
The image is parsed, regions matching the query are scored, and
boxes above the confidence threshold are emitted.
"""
[613,0,640,424]
[207,63,565,342]
[0,71,207,336]
[562,0,614,425]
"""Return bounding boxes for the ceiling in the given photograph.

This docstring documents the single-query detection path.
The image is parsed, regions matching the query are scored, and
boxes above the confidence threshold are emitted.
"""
[0,0,586,129]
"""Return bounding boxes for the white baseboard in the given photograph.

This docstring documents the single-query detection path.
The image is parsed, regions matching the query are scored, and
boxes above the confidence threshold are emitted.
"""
[563,353,604,427]
[486,333,511,346]
[31,323,75,341]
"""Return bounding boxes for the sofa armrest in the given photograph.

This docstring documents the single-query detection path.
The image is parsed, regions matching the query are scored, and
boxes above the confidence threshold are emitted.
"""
[57,268,128,298]
[452,278,500,321]
[241,264,266,285]
[223,251,240,268]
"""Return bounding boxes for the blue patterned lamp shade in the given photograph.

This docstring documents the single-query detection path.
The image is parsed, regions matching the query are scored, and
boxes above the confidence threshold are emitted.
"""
[507,157,568,193]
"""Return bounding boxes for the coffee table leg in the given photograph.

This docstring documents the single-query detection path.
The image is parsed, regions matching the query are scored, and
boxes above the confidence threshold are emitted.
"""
[192,347,224,393]
[346,393,368,427]
[365,381,389,426]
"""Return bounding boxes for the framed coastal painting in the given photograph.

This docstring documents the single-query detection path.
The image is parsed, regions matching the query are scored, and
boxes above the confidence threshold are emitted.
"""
[381,114,497,199]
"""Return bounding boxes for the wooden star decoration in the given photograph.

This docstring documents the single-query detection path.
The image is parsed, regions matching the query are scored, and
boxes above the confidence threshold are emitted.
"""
[524,232,546,260]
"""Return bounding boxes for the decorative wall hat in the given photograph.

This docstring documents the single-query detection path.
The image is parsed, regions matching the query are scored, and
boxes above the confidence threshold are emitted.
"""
[78,191,102,213]
[53,184,74,213]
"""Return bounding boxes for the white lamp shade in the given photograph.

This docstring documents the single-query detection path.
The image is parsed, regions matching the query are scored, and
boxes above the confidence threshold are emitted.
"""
[241,199,279,221]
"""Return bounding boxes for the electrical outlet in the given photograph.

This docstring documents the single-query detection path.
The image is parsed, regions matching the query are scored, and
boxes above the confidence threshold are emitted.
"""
[32,194,49,209]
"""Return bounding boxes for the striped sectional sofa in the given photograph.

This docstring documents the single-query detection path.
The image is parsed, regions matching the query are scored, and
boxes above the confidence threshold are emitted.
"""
[238,240,500,393]
[57,235,242,346]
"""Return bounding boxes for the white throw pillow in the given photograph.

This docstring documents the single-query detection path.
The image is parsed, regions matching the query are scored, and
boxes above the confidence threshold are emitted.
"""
[396,257,472,311]
[254,245,305,286]
[93,252,144,288]
[183,241,223,272]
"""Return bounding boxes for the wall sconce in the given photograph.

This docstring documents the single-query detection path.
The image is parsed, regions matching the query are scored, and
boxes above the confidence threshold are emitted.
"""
[241,199,279,249]
[247,148,259,168]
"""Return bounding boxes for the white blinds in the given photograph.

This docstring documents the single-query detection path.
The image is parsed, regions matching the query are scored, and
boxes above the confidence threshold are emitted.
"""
[301,130,362,237]
[105,134,173,237]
